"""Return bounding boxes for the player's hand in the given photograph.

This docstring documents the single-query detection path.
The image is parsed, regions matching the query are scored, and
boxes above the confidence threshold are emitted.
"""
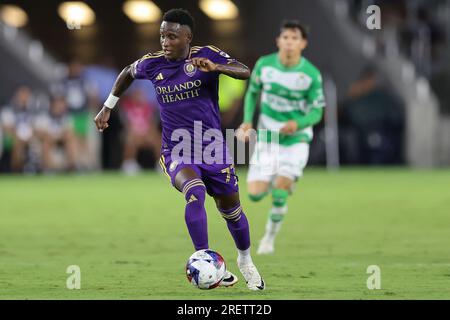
[236,123,253,142]
[280,120,298,135]
[190,57,217,72]
[94,106,111,132]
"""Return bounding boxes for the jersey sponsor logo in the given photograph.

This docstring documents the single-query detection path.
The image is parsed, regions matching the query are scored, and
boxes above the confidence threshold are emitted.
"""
[184,63,197,77]
[261,92,308,112]
[156,80,202,104]
[261,67,313,91]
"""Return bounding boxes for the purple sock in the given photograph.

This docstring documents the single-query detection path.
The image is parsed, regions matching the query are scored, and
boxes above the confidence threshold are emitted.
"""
[219,204,251,250]
[183,179,208,250]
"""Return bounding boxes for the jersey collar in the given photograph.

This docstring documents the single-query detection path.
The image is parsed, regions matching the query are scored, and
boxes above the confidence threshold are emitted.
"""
[276,53,304,70]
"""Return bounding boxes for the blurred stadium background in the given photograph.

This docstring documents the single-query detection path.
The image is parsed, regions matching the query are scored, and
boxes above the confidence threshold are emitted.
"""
[1,0,450,299]
[1,0,450,172]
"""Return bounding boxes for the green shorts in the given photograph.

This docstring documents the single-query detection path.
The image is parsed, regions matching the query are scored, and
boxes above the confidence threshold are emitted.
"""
[71,112,90,137]
[2,134,13,151]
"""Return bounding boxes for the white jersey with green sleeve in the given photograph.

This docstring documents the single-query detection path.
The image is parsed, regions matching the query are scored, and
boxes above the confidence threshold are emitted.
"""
[244,53,325,146]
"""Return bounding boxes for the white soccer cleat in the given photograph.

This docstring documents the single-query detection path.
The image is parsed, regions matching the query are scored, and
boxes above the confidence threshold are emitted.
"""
[219,270,238,287]
[237,261,265,291]
[257,235,274,255]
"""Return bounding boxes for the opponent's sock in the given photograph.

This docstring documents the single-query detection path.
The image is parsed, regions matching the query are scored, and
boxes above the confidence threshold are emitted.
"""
[265,205,288,241]
[248,191,269,202]
[218,203,251,252]
[265,189,289,241]
[183,179,208,250]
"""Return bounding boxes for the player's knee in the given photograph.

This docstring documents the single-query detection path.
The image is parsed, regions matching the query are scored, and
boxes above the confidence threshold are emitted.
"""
[273,179,293,191]
[183,179,206,204]
[272,189,289,207]
[218,203,243,222]
[248,192,268,202]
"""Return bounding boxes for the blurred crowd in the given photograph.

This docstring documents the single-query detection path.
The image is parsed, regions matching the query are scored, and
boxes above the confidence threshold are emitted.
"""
[1,62,405,174]
[347,0,450,115]
[0,53,409,174]
[0,60,163,175]
[307,64,405,166]
[348,0,448,75]
[338,65,405,165]
[0,60,248,175]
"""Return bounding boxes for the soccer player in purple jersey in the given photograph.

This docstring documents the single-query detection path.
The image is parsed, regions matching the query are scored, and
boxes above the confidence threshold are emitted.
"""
[94,8,264,291]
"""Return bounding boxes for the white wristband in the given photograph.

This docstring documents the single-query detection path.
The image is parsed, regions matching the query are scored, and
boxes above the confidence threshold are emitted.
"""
[104,94,119,109]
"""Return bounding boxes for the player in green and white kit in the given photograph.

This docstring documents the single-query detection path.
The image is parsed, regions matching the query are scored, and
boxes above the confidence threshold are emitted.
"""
[237,20,325,254]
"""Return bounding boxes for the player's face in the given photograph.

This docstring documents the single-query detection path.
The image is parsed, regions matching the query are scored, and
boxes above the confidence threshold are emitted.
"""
[160,21,192,60]
[276,28,307,56]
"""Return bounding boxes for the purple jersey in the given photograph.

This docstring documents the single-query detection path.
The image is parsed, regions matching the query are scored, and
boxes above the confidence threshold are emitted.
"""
[131,45,236,164]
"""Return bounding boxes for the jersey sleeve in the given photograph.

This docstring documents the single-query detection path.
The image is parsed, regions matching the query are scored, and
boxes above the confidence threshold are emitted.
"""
[204,45,237,65]
[243,58,264,123]
[307,70,326,109]
[247,58,263,94]
[131,54,155,80]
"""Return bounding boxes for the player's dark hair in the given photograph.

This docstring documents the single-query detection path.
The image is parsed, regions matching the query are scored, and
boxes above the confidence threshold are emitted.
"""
[163,8,195,33]
[280,20,308,39]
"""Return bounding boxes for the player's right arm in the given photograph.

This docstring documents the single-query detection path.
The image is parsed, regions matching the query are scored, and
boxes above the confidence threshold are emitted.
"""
[94,54,154,132]
[237,58,263,141]
[93,65,135,132]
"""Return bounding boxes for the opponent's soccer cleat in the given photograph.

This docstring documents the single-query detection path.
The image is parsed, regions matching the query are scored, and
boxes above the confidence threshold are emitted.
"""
[237,260,265,291]
[257,235,274,255]
[219,270,239,287]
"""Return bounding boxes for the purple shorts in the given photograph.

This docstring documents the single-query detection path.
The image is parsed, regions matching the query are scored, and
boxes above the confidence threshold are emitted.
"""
[159,151,239,196]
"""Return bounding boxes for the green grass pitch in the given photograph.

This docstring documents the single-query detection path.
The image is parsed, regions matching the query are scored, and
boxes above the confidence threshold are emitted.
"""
[1,168,449,299]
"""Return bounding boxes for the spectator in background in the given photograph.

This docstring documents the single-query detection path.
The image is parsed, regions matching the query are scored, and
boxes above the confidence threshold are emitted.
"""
[402,5,446,77]
[0,86,35,172]
[83,57,121,169]
[83,56,119,104]
[120,85,161,175]
[35,96,77,173]
[340,66,405,165]
[52,60,96,170]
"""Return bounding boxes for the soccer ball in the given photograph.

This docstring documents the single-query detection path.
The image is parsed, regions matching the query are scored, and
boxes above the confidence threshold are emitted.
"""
[185,249,226,290]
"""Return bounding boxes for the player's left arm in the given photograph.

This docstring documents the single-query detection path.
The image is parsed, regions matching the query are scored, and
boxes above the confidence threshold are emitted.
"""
[280,71,326,135]
[191,46,250,80]
[191,58,250,80]
[216,61,250,80]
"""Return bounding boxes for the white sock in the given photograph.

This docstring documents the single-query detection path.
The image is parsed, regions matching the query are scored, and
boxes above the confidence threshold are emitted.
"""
[264,205,287,240]
[237,247,253,265]
[265,220,282,241]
